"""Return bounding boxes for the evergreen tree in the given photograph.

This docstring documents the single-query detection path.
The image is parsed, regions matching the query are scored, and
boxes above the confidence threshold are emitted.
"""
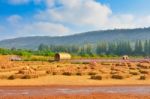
[107,42,116,55]
[96,42,107,55]
[134,40,143,55]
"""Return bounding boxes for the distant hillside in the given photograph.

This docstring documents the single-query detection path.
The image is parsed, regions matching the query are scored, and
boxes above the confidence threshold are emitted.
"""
[0,28,150,49]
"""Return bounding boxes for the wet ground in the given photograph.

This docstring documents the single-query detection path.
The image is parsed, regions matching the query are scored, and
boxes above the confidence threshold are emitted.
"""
[0,86,150,96]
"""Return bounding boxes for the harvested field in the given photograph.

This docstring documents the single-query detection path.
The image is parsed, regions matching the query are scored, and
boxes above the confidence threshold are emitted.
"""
[0,55,150,84]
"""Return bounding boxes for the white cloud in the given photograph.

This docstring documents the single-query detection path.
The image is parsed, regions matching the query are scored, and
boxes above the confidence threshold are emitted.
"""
[36,0,112,28]
[45,0,56,8]
[36,0,150,31]
[7,15,22,24]
[10,22,71,37]
[2,0,150,40]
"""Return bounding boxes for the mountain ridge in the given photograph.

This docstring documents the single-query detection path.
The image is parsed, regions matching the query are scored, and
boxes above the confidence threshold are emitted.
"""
[0,27,150,49]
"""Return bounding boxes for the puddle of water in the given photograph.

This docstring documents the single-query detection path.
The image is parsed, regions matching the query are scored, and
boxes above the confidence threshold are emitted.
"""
[0,86,150,96]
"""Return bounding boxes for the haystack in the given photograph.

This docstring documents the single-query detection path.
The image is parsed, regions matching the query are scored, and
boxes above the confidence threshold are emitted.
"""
[10,55,22,61]
[54,53,71,61]
[18,66,36,75]
[122,55,129,60]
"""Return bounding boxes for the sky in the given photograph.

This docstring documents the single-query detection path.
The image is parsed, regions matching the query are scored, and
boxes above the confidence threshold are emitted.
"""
[0,0,150,40]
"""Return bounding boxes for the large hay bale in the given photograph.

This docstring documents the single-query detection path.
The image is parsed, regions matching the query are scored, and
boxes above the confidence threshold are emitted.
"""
[122,55,129,60]
[54,53,71,61]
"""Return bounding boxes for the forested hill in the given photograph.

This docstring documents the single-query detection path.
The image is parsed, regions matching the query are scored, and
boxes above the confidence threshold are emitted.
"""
[0,27,150,49]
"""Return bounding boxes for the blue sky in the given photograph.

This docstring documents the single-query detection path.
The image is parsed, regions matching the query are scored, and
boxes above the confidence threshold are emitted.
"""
[99,0,150,15]
[0,0,150,40]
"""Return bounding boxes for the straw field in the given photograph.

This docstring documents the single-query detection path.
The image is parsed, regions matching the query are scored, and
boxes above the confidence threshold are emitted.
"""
[0,55,150,86]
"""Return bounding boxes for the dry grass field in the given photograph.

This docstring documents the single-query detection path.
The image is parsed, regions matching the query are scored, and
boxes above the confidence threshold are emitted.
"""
[0,55,150,86]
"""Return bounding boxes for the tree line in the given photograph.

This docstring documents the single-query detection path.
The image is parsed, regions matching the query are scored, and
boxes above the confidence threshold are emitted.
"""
[0,40,150,57]
[38,40,150,57]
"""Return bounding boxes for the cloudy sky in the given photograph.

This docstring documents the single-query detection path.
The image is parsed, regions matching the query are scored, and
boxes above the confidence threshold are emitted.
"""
[0,0,150,40]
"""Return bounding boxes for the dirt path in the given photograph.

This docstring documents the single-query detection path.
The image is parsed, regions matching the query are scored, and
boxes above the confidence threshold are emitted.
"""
[1,85,150,99]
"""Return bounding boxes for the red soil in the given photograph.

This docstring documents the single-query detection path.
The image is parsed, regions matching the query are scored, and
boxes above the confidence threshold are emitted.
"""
[1,93,150,99]
[0,85,150,99]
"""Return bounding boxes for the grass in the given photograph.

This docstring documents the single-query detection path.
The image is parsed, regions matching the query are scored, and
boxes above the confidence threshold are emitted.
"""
[22,55,53,61]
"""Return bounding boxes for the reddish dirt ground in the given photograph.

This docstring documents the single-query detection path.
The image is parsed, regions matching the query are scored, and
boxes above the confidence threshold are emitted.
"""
[0,85,150,99]
[1,93,150,99]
